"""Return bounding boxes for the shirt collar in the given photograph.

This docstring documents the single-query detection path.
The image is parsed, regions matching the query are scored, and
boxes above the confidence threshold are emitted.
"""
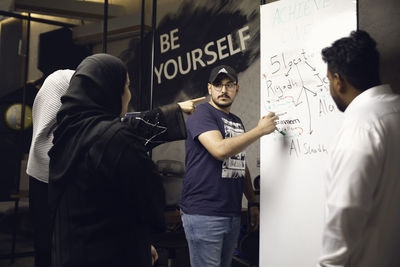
[344,84,393,114]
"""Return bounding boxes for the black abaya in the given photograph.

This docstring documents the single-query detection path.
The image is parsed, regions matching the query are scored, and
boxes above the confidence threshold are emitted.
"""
[48,54,186,267]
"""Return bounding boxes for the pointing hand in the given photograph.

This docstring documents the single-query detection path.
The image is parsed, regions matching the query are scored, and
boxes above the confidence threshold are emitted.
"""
[178,96,206,114]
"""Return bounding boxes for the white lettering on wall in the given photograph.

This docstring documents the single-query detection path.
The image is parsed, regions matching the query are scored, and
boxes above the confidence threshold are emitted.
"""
[156,25,252,84]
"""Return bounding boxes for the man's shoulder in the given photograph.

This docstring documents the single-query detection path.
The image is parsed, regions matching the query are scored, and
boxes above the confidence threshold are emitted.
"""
[347,93,400,124]
[188,102,212,119]
[197,102,211,111]
[186,103,222,134]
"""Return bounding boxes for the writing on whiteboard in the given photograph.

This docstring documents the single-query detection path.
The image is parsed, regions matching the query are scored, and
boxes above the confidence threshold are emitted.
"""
[272,0,333,26]
[261,48,337,156]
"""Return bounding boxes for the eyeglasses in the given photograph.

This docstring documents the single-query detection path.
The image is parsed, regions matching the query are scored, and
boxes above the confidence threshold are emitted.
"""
[212,82,237,92]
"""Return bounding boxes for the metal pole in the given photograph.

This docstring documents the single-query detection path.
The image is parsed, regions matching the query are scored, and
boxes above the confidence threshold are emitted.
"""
[103,0,108,53]
[11,12,31,263]
[138,0,145,111]
[149,0,157,110]
[356,0,359,30]
[21,20,30,145]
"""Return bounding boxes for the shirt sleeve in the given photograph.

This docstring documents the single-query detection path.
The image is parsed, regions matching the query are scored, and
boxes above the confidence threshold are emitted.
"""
[121,103,186,150]
[318,122,384,266]
[187,104,220,140]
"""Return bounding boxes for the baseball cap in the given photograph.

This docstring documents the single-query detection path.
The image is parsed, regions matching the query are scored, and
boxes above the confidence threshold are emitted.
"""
[209,65,238,84]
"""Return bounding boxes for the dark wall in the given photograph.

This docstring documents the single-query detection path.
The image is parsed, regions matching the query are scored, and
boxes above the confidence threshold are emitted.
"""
[0,18,24,98]
[359,0,400,93]
[120,0,259,110]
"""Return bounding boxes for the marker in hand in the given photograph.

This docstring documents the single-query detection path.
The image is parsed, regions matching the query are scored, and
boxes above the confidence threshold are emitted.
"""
[276,129,286,136]
[264,112,286,136]
[274,112,286,136]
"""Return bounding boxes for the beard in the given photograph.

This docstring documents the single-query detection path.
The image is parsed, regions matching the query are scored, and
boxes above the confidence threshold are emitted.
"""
[329,84,347,112]
[211,94,233,109]
[331,92,346,112]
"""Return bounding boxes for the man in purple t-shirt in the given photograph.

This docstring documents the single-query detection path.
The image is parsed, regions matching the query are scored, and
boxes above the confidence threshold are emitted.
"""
[180,65,279,267]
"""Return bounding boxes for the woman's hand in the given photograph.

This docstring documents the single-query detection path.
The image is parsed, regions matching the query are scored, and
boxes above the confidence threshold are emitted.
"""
[151,245,158,266]
[178,96,206,114]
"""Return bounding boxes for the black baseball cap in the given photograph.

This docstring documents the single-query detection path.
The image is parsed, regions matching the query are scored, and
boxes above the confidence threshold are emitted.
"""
[209,65,238,84]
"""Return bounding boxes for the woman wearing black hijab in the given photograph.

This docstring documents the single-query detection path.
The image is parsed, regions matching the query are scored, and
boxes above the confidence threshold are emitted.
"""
[48,53,203,267]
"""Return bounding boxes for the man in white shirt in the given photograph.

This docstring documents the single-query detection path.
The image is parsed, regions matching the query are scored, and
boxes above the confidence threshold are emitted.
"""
[318,30,400,267]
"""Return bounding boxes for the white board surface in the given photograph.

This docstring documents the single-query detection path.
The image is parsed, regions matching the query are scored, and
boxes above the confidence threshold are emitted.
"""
[259,1,357,266]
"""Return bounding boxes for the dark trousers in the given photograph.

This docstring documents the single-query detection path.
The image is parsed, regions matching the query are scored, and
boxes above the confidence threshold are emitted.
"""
[29,176,51,267]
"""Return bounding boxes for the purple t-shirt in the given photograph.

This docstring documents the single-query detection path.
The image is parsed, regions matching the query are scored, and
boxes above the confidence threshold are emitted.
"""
[180,102,246,217]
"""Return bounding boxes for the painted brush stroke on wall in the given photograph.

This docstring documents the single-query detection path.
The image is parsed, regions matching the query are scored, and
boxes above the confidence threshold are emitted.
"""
[121,0,260,109]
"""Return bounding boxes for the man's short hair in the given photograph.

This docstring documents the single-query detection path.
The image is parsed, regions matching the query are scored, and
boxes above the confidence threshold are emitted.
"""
[321,30,380,91]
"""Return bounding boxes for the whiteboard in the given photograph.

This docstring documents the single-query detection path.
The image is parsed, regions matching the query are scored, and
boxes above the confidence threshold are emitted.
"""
[259,1,357,266]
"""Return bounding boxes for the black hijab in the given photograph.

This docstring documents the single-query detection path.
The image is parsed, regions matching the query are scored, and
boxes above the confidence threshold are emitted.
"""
[49,53,128,199]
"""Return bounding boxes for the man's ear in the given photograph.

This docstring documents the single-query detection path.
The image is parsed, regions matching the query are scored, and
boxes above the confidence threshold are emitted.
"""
[333,73,345,93]
[207,83,212,95]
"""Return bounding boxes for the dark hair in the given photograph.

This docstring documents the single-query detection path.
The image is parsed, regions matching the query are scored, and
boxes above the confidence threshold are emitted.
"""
[321,30,380,91]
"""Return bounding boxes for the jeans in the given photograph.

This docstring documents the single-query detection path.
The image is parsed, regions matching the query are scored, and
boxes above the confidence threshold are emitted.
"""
[181,212,241,267]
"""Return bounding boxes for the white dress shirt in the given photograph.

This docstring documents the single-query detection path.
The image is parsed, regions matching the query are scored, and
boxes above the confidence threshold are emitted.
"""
[26,69,74,183]
[319,84,400,267]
